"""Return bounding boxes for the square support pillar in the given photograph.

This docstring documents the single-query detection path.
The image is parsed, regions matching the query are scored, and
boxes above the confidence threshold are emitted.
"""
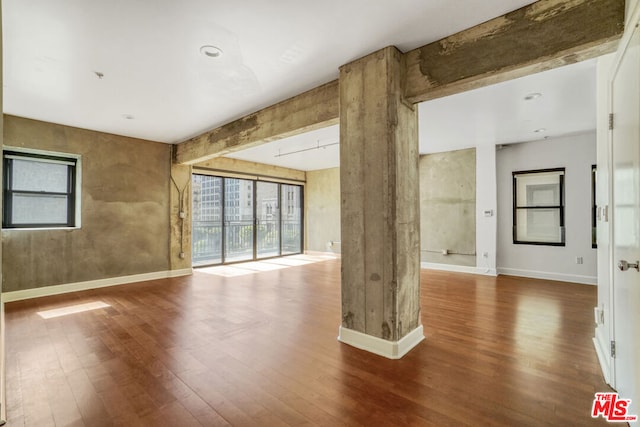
[338,46,423,359]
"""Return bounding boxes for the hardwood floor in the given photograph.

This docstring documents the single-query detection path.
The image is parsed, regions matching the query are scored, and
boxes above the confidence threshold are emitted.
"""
[4,258,612,426]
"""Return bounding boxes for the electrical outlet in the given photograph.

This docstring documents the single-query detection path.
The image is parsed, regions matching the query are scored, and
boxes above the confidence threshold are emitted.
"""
[576,256,583,264]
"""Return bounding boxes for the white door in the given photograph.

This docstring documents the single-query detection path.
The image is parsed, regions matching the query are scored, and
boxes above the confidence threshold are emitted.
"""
[611,11,640,418]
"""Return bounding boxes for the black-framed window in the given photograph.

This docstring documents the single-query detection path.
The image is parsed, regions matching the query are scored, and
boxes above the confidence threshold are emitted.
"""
[3,150,79,228]
[513,168,565,246]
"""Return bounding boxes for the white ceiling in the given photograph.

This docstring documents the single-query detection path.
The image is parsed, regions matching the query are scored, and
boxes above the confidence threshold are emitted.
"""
[3,0,538,144]
[228,58,599,170]
[418,58,597,153]
[4,0,600,172]
[227,124,341,171]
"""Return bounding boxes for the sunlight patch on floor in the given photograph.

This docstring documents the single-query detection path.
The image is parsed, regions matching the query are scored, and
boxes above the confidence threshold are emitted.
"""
[37,301,111,319]
[196,254,338,277]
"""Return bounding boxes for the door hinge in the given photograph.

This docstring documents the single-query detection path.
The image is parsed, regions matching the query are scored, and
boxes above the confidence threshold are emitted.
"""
[611,340,616,358]
[609,113,614,130]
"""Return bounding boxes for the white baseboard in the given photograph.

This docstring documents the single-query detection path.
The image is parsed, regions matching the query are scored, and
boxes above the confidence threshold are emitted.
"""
[305,250,341,258]
[1,268,193,302]
[421,262,497,277]
[338,324,424,359]
[497,267,597,285]
[0,295,5,424]
[593,329,612,385]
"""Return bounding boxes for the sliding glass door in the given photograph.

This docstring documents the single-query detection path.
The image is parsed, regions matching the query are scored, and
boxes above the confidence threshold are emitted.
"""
[256,181,280,258]
[281,184,302,255]
[192,175,223,266]
[224,178,254,263]
[192,174,303,266]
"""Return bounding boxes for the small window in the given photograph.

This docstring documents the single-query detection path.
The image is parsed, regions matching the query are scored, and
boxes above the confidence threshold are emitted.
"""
[513,168,565,246]
[3,149,80,229]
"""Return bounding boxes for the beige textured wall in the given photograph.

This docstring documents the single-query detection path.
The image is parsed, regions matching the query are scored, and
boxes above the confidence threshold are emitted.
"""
[305,167,341,253]
[419,148,476,266]
[2,116,171,292]
[304,152,478,266]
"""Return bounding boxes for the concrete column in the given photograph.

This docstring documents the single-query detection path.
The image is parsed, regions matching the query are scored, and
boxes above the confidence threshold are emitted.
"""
[338,46,423,359]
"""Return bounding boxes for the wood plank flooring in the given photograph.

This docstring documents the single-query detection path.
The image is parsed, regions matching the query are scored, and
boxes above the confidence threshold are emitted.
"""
[4,259,612,426]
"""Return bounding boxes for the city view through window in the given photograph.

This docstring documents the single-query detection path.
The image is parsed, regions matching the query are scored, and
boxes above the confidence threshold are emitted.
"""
[192,174,303,266]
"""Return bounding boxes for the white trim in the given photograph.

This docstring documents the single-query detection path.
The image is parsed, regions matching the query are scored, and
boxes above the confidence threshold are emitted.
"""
[593,328,612,385]
[421,262,497,277]
[1,269,193,302]
[612,0,640,78]
[4,154,75,166]
[304,250,341,258]
[338,325,424,359]
[2,145,81,161]
[0,295,6,424]
[496,267,596,285]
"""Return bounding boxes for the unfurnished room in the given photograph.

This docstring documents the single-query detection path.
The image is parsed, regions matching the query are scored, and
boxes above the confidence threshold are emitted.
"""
[0,0,639,426]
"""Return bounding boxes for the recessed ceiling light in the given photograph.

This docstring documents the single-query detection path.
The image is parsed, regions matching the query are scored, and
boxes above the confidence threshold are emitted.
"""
[524,92,542,101]
[534,128,546,133]
[200,45,223,58]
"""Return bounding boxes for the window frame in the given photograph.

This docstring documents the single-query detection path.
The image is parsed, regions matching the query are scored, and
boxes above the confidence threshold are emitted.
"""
[2,147,82,230]
[512,167,566,246]
[191,171,304,267]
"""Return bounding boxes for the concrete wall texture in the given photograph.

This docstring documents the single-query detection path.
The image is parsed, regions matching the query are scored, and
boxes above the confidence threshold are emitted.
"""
[419,148,477,266]
[1,115,597,291]
[2,116,172,292]
[496,132,597,283]
[305,167,340,253]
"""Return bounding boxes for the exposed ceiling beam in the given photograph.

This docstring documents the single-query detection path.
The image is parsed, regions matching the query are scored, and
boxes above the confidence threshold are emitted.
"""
[404,0,625,103]
[175,80,338,165]
[175,0,624,165]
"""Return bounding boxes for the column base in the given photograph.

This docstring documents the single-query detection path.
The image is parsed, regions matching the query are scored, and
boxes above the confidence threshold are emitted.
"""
[338,324,424,359]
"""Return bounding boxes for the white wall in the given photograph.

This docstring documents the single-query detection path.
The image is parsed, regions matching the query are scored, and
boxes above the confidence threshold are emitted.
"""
[476,144,498,275]
[496,133,597,284]
[593,52,615,384]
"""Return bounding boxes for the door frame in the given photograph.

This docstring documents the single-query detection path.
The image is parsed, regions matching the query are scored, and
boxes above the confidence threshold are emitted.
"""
[606,0,640,393]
